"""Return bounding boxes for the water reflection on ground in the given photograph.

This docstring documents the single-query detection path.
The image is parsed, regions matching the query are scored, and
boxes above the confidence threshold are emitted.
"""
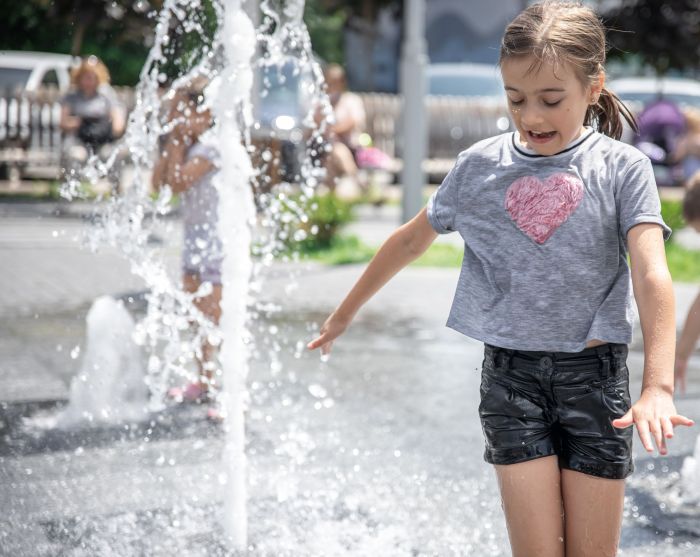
[0,302,698,555]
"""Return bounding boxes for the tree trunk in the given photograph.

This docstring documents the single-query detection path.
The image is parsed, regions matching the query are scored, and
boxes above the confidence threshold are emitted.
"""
[71,20,86,56]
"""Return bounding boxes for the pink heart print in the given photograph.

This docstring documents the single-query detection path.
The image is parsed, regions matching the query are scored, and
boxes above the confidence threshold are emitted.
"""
[504,173,584,244]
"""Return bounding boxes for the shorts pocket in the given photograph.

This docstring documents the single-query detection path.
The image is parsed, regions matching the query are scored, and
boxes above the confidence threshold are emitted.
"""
[478,371,512,417]
[602,369,632,417]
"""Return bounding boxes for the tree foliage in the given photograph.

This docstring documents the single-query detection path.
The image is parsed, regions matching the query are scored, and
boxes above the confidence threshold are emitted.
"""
[0,0,393,84]
[603,0,700,75]
[1,0,161,85]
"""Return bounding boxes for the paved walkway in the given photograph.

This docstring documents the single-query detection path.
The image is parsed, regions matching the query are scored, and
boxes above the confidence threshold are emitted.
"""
[1,200,700,555]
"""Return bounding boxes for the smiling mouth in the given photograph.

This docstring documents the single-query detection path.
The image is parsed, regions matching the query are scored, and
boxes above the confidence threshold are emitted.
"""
[527,130,556,143]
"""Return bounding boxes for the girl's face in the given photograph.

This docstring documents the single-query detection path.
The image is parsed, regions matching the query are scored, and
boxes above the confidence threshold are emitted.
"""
[78,69,99,95]
[501,56,603,156]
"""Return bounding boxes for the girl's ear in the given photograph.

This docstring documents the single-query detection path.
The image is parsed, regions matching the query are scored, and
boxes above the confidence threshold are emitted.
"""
[590,71,605,104]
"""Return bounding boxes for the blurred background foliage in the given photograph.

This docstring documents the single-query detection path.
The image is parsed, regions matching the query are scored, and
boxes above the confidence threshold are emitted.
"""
[1,0,699,85]
[604,0,700,75]
[0,0,390,85]
[2,0,160,85]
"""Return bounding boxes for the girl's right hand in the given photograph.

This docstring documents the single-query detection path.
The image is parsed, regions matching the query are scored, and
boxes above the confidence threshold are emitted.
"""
[307,312,351,356]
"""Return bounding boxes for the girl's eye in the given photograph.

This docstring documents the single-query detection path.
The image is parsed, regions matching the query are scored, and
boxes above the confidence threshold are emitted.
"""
[543,100,562,107]
[508,98,523,106]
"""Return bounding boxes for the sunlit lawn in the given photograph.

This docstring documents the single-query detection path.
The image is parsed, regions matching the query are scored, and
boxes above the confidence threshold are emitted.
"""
[303,233,700,283]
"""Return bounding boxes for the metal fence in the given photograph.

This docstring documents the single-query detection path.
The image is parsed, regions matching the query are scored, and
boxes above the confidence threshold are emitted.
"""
[0,87,511,184]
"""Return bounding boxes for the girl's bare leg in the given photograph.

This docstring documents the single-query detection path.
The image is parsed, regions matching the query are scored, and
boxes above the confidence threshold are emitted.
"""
[495,456,565,557]
[561,469,625,557]
[183,274,223,387]
[325,142,359,190]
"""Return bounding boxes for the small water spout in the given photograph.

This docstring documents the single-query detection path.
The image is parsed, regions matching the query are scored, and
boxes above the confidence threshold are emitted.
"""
[57,296,148,427]
[680,435,700,505]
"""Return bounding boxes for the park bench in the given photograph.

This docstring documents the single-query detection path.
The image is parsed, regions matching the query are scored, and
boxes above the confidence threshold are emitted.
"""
[359,92,511,181]
[0,87,510,190]
[0,88,63,188]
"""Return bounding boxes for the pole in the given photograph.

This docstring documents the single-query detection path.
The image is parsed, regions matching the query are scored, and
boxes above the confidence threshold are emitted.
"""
[399,0,428,224]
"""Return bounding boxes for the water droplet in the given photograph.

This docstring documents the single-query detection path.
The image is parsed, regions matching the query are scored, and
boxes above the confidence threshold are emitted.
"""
[308,384,327,398]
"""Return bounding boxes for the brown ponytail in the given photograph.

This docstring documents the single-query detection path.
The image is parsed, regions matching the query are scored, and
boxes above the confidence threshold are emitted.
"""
[585,86,638,140]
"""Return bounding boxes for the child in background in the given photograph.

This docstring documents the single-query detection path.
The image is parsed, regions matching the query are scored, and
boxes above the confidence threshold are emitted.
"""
[323,64,367,192]
[674,171,700,393]
[308,2,693,555]
[673,108,700,182]
[152,80,222,409]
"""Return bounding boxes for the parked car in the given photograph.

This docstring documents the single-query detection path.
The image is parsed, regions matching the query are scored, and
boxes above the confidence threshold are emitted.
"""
[252,60,315,185]
[608,76,700,109]
[427,62,506,102]
[0,51,76,94]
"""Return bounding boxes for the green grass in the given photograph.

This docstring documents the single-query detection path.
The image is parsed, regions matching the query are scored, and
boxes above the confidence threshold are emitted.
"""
[411,242,463,267]
[297,235,376,265]
[302,232,700,283]
[297,234,464,268]
[665,242,700,283]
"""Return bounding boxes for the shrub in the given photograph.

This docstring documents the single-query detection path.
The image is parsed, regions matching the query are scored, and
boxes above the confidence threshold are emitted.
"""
[661,198,685,237]
[283,193,354,252]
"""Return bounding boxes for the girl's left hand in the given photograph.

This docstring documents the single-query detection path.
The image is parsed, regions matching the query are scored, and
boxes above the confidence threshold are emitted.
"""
[612,387,694,455]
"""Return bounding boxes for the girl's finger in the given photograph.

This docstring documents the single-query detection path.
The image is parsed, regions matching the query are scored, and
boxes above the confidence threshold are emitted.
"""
[649,420,665,454]
[636,420,654,453]
[611,409,634,429]
[306,336,323,350]
[661,417,675,439]
[307,330,330,350]
[670,415,695,427]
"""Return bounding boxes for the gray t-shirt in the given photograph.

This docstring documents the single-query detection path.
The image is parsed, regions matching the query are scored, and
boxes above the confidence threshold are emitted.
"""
[181,136,223,276]
[427,129,671,352]
[62,90,113,121]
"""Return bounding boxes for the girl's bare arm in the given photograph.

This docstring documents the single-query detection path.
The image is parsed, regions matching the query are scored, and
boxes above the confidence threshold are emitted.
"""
[612,223,693,453]
[153,137,215,194]
[675,291,700,393]
[59,104,80,132]
[307,207,439,354]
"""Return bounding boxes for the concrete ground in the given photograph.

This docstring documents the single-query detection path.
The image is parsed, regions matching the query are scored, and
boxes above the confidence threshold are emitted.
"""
[1,199,700,556]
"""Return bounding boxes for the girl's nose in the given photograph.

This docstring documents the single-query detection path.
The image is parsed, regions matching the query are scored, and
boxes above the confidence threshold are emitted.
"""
[519,105,544,127]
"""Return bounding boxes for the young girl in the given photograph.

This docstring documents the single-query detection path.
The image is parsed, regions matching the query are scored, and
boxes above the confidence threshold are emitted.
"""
[308,2,693,555]
[152,81,223,410]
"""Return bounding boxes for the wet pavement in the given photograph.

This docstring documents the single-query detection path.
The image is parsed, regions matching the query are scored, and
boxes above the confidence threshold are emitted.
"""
[2,201,700,556]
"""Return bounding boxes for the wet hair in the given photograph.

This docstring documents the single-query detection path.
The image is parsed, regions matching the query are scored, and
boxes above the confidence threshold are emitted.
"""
[499,0,636,140]
[683,171,700,223]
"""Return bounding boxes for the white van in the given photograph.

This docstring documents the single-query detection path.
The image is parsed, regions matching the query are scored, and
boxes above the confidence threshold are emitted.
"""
[0,51,76,94]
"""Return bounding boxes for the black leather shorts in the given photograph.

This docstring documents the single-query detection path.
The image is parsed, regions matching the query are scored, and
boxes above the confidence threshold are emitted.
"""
[479,343,633,480]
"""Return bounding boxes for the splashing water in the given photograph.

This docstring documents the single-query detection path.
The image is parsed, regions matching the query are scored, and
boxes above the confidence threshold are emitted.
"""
[680,435,700,504]
[60,0,328,549]
[54,296,148,427]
